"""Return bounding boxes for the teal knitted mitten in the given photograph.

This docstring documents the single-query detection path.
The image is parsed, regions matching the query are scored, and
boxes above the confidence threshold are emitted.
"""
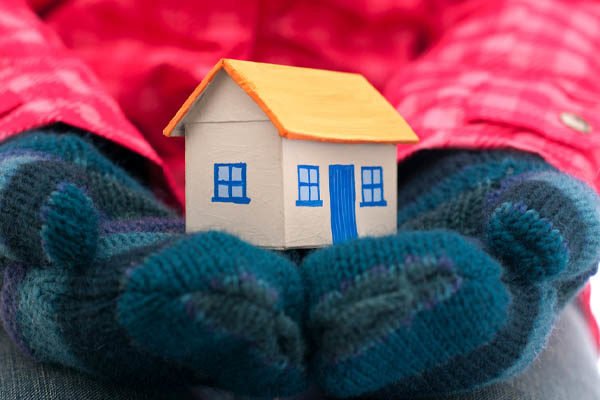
[0,131,307,398]
[302,150,600,398]
[2,132,599,399]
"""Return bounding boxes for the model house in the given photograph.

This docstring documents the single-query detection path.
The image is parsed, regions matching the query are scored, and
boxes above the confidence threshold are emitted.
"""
[164,59,418,249]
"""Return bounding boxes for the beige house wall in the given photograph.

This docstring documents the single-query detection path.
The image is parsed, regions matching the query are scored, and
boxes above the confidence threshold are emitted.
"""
[185,121,284,248]
[183,70,285,247]
[282,139,397,248]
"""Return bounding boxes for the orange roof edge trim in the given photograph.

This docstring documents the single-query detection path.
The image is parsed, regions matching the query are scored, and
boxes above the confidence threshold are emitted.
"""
[163,58,289,138]
[163,59,224,137]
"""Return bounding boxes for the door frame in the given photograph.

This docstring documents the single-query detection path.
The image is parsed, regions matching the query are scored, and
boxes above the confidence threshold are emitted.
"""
[328,164,358,243]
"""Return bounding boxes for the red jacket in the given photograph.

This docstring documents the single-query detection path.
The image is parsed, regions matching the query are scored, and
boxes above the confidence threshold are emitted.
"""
[1,0,599,346]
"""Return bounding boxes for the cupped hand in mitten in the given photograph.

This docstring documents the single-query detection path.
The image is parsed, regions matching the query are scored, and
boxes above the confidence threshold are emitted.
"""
[3,134,599,400]
[0,131,308,398]
[301,149,600,399]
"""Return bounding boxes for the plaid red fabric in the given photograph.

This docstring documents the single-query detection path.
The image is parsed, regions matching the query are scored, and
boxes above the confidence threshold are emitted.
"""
[0,0,599,345]
[0,0,180,203]
[389,0,600,195]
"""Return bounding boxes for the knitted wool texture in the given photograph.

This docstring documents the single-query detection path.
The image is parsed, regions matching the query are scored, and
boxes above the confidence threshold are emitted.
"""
[0,132,308,398]
[1,132,600,399]
[301,150,600,398]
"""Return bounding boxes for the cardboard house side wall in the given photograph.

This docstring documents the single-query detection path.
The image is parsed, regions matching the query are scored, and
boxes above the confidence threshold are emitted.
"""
[282,139,397,248]
[184,71,285,248]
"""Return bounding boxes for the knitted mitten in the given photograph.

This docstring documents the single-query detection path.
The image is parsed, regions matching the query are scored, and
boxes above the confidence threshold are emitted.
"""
[0,131,308,398]
[302,150,600,398]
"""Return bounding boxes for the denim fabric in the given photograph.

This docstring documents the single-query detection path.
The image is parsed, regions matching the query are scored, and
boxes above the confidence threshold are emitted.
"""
[414,301,600,400]
[0,326,194,400]
[1,302,599,400]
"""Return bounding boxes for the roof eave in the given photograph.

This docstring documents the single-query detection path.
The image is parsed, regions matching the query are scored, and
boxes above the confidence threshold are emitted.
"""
[281,129,420,144]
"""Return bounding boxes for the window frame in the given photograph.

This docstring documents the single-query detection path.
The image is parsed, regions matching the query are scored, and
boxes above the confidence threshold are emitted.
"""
[296,164,323,207]
[211,162,251,204]
[360,166,387,207]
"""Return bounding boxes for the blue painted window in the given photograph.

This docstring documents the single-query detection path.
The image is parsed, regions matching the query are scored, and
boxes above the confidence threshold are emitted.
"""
[360,166,387,207]
[212,163,251,204]
[296,165,322,206]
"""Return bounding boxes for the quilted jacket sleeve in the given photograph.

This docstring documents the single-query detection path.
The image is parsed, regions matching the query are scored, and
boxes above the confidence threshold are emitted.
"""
[386,0,600,194]
[0,0,180,204]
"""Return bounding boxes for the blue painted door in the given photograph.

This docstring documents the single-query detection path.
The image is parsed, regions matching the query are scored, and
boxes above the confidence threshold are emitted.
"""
[329,165,358,243]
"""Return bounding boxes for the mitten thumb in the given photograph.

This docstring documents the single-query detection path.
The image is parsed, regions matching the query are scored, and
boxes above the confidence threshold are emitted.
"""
[0,156,98,267]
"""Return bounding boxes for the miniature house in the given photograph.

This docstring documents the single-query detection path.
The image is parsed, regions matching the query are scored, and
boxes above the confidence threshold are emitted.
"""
[164,59,418,249]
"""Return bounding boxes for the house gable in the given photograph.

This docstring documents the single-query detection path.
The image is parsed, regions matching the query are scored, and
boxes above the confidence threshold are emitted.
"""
[174,69,268,136]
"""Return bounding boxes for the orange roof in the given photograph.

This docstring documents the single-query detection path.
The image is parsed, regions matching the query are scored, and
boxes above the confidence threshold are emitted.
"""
[163,59,419,144]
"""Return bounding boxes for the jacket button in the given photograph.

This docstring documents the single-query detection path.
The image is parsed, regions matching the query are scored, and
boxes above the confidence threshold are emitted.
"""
[559,111,591,133]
